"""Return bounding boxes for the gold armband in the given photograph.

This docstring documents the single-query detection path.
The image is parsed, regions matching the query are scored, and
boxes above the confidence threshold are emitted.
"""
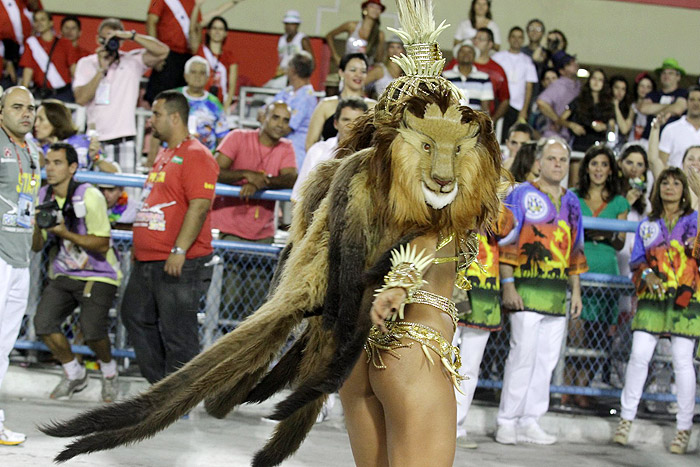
[375,244,433,320]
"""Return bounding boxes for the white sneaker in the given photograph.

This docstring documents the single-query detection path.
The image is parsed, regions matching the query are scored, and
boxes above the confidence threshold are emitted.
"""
[517,423,557,445]
[0,426,26,446]
[495,424,517,445]
[456,434,478,449]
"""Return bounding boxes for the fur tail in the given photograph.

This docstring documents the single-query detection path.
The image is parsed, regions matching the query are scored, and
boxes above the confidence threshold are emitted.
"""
[251,396,325,467]
[39,322,266,438]
[48,301,303,462]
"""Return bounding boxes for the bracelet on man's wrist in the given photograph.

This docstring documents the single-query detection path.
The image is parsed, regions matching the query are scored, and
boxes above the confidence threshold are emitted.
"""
[130,30,137,41]
[641,268,654,281]
[500,277,515,284]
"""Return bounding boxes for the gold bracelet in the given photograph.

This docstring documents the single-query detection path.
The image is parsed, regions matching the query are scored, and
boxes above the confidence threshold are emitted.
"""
[375,244,433,320]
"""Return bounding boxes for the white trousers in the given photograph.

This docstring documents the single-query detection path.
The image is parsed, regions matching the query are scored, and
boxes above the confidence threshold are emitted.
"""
[620,331,697,430]
[497,312,566,427]
[0,256,30,389]
[452,326,491,437]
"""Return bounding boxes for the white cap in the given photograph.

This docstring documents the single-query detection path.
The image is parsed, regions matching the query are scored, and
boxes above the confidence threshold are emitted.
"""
[452,39,480,61]
[283,10,301,24]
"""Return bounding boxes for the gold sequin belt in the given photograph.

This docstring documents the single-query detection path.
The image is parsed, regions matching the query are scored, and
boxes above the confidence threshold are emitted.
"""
[408,289,458,331]
[364,321,464,392]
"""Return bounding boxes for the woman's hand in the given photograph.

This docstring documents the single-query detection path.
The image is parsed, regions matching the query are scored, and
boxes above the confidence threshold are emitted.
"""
[568,122,586,136]
[687,167,700,198]
[626,188,642,206]
[644,272,666,299]
[370,288,407,333]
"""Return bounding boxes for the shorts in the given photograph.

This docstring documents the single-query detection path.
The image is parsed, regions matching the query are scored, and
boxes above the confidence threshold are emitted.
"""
[34,276,117,341]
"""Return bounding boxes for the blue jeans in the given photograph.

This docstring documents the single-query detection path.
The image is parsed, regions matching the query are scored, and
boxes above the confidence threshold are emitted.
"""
[121,255,213,384]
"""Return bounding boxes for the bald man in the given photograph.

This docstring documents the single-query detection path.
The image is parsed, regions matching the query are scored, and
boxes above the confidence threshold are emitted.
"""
[0,86,41,445]
[212,101,297,243]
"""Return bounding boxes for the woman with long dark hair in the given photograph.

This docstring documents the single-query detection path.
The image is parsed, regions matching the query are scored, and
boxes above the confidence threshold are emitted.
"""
[560,69,615,152]
[189,3,239,112]
[325,0,386,67]
[610,75,632,145]
[509,142,539,183]
[305,53,376,149]
[564,145,628,407]
[613,167,700,455]
[453,0,501,50]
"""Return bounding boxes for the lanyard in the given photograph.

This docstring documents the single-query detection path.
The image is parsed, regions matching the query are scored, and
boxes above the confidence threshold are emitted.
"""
[149,137,190,185]
[4,129,37,187]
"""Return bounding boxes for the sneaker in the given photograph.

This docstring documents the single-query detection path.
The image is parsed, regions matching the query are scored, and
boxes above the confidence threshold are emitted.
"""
[101,374,119,403]
[613,418,632,446]
[50,372,88,400]
[670,429,690,454]
[0,426,26,446]
[517,423,557,445]
[495,424,517,445]
[456,434,478,449]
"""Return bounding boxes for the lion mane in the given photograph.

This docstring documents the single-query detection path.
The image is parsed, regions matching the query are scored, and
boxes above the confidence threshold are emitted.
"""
[41,80,505,467]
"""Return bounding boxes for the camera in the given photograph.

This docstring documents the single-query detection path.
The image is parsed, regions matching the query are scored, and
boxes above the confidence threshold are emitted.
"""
[36,200,62,229]
[105,37,120,56]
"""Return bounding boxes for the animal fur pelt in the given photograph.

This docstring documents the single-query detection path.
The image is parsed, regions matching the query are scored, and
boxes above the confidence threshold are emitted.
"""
[41,80,505,466]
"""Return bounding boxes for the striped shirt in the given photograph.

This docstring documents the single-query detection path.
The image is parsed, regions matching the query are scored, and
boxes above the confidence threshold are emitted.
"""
[442,65,494,111]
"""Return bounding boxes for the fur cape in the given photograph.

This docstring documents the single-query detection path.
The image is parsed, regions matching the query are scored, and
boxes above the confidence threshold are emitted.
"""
[41,82,504,467]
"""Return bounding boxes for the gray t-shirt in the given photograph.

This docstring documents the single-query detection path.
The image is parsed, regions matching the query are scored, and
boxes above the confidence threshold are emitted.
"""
[0,129,41,268]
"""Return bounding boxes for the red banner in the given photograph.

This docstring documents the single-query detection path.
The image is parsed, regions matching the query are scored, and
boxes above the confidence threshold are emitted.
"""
[612,0,700,9]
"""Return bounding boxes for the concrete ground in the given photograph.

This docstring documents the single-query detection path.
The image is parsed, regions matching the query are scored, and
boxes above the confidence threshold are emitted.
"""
[1,366,698,466]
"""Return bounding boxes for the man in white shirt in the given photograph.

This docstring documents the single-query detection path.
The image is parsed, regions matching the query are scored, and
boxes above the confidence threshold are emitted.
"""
[291,97,368,202]
[493,26,538,143]
[659,86,700,168]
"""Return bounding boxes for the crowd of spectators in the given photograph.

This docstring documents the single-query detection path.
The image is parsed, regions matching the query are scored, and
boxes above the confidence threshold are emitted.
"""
[0,0,698,455]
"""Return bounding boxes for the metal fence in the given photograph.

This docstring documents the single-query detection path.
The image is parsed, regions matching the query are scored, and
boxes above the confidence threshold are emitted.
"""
[11,173,700,406]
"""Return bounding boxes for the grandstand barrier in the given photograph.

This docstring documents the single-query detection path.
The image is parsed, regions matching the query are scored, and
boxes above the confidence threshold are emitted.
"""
[14,171,699,404]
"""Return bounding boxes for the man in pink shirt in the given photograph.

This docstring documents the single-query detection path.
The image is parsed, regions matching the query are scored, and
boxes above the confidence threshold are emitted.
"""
[72,18,169,173]
[212,101,297,243]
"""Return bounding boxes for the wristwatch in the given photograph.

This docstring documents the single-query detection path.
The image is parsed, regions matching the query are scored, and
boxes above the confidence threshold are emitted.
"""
[130,30,137,41]
[170,246,186,255]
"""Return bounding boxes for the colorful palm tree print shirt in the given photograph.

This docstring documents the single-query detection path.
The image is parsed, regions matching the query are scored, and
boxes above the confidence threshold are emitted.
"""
[630,212,700,338]
[499,182,588,316]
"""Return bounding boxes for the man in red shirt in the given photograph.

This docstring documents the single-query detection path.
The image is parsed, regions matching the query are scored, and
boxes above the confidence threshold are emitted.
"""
[120,90,219,384]
[473,27,510,127]
[145,0,199,103]
[212,101,297,243]
[60,15,91,61]
[19,10,77,102]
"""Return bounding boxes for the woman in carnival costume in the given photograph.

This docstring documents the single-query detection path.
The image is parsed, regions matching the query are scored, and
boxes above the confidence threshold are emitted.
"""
[613,167,700,455]
[40,2,506,466]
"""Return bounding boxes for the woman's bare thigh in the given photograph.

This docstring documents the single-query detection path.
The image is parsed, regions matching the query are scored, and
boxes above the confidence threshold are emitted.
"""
[339,355,390,467]
[369,339,457,467]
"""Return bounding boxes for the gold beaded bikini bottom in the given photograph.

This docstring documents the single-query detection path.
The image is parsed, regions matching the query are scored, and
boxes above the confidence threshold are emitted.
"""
[364,290,464,391]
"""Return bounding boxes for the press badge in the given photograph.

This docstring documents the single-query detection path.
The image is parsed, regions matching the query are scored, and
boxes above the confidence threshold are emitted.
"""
[16,193,34,228]
[95,82,111,105]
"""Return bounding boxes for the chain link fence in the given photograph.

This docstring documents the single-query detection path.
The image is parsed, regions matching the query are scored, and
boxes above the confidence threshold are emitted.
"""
[15,234,282,363]
[10,179,699,405]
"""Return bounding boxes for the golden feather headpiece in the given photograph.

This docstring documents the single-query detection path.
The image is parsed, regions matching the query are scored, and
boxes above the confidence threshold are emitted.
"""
[375,0,465,116]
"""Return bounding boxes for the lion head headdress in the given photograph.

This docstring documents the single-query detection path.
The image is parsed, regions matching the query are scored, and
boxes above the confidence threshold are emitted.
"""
[339,0,504,238]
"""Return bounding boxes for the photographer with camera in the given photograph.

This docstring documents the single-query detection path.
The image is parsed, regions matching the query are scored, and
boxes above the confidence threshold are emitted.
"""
[0,86,41,446]
[73,18,169,174]
[32,142,121,403]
